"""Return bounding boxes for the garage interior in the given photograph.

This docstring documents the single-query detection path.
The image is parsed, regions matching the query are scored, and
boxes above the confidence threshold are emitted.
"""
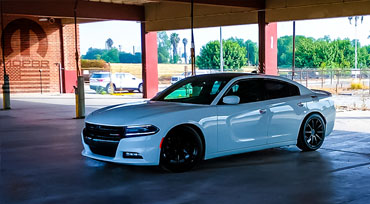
[1,0,370,203]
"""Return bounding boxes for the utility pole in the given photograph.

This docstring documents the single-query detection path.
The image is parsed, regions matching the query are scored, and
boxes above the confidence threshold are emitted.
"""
[1,0,10,109]
[220,27,224,72]
[348,16,364,79]
[292,21,296,80]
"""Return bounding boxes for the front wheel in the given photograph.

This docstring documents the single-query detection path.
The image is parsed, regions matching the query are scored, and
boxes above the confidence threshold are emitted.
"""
[106,83,116,94]
[297,114,326,151]
[160,126,203,172]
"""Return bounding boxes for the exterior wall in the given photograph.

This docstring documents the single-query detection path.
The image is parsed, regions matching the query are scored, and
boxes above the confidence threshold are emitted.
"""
[61,24,79,93]
[0,15,78,93]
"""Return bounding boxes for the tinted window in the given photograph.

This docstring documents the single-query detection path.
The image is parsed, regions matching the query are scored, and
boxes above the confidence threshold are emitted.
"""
[152,75,237,104]
[224,79,265,104]
[91,74,109,78]
[264,79,300,100]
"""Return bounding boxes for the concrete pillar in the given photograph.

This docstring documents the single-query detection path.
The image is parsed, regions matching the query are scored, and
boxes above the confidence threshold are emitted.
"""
[141,23,158,98]
[258,11,278,75]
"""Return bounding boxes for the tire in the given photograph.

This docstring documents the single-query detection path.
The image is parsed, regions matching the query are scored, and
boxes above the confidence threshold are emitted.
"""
[138,83,143,93]
[106,83,116,94]
[297,113,326,151]
[160,126,204,173]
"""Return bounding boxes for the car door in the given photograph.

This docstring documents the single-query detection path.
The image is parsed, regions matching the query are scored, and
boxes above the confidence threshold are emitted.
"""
[263,79,310,144]
[217,79,269,151]
[114,73,123,89]
[126,73,139,88]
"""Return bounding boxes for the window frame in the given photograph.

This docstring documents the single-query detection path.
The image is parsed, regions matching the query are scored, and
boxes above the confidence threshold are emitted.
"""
[218,78,266,105]
[262,78,301,100]
[217,77,301,105]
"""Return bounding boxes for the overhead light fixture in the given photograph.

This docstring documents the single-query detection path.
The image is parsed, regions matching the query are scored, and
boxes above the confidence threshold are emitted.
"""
[38,17,55,24]
[38,18,48,22]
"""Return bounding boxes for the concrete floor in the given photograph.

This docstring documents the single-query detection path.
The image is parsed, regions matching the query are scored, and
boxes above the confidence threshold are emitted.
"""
[1,97,370,204]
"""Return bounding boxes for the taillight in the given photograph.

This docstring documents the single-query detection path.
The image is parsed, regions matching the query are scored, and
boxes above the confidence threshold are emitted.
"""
[98,79,104,82]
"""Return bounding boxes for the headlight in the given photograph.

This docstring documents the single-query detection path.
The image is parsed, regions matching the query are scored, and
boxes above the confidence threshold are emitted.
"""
[125,125,159,137]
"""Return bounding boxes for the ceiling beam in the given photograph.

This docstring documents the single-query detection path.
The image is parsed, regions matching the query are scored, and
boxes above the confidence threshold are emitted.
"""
[155,0,264,9]
[2,0,144,21]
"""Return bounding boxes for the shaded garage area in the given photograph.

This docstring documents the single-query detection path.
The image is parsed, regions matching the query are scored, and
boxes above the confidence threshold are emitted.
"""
[2,0,370,203]
[1,97,370,203]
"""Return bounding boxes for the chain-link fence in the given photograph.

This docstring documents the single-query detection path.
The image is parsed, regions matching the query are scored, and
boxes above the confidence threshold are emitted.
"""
[278,68,370,94]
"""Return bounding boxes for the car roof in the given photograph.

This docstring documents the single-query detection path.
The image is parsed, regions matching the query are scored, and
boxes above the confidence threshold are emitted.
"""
[188,72,312,96]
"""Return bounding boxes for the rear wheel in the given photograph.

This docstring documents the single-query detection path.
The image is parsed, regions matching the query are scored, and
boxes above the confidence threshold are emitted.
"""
[297,114,326,151]
[160,126,203,172]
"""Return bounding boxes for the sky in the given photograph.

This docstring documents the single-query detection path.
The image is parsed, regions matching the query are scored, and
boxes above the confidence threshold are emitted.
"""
[79,16,370,56]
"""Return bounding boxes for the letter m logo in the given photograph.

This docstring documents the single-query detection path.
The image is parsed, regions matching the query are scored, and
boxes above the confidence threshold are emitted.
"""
[1,18,48,57]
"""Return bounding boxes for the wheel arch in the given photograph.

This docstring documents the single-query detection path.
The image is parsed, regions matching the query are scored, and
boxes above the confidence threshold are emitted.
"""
[298,111,327,138]
[304,111,327,124]
[166,123,206,159]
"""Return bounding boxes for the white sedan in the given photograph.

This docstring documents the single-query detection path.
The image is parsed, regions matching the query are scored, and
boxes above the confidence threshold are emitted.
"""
[82,73,335,172]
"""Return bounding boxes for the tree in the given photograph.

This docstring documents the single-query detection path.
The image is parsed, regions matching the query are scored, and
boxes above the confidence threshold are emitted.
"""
[183,38,188,64]
[170,33,180,63]
[82,47,105,60]
[196,40,247,70]
[105,38,114,50]
[245,40,258,66]
[277,36,293,67]
[119,52,142,63]
[101,48,119,63]
[228,37,258,66]
[157,31,171,63]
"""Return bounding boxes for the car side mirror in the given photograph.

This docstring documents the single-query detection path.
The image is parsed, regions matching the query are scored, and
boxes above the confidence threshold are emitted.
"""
[223,95,240,105]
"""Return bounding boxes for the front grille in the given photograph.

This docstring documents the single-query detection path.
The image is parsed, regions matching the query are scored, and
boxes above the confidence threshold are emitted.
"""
[83,123,125,157]
[85,123,125,141]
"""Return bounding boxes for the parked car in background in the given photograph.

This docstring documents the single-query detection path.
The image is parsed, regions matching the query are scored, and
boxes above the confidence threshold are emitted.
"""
[82,73,335,172]
[89,72,143,93]
[170,69,217,84]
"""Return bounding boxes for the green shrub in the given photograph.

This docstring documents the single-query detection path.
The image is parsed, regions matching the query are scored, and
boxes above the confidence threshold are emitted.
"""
[81,59,106,68]
[350,82,363,89]
[95,86,107,94]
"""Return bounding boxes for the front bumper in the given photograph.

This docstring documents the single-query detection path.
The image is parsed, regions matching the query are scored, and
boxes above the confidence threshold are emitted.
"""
[81,131,162,166]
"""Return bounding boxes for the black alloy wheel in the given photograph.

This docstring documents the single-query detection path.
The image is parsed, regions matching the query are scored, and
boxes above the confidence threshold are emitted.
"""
[160,126,203,172]
[297,113,326,151]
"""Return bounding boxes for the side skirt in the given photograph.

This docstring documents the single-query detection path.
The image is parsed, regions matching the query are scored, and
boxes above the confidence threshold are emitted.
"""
[205,140,296,160]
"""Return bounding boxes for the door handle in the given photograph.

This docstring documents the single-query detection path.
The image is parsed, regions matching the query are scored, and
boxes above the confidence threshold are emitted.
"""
[259,109,267,114]
[297,102,304,107]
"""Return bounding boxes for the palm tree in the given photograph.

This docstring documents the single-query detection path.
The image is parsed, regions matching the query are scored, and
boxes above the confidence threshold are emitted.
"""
[183,38,188,64]
[106,38,113,50]
[170,33,180,63]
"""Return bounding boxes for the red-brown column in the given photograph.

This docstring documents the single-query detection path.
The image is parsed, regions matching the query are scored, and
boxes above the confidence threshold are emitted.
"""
[141,23,158,98]
[258,11,278,75]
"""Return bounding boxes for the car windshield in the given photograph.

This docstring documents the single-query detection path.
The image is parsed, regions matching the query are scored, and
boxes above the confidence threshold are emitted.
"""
[91,73,109,78]
[152,74,244,104]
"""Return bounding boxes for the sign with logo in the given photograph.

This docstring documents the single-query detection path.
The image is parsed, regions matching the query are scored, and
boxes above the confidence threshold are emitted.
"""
[1,18,50,81]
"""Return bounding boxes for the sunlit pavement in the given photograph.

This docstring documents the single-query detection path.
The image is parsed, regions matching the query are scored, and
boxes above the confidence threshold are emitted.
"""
[1,97,370,204]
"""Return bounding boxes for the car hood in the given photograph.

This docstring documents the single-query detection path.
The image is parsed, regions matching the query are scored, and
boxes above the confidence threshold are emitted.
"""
[85,100,206,126]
